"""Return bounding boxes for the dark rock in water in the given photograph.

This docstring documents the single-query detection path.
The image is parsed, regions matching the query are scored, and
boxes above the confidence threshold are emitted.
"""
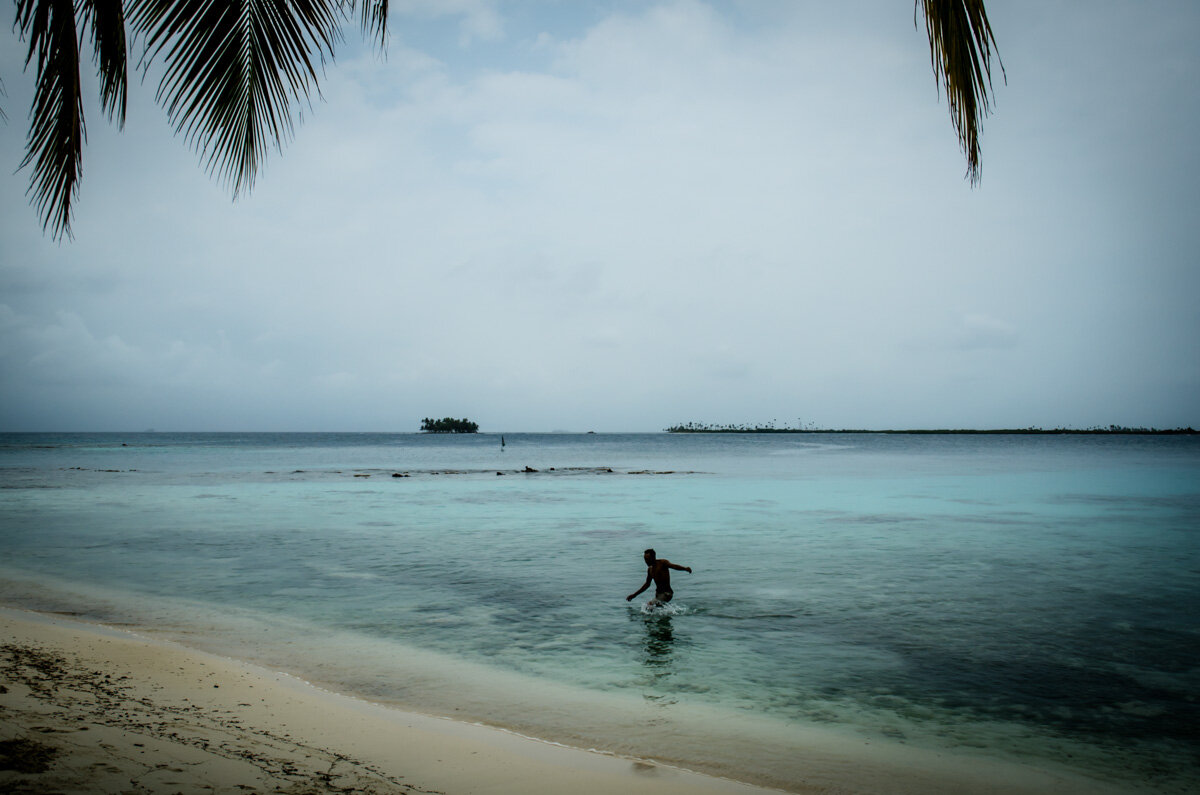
[523,466,538,473]
[391,472,410,478]
[497,471,505,476]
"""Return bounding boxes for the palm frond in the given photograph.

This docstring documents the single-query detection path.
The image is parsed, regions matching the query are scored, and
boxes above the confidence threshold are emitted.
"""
[128,0,345,196]
[17,0,85,240]
[355,0,388,51]
[80,0,129,127]
[917,0,1003,184]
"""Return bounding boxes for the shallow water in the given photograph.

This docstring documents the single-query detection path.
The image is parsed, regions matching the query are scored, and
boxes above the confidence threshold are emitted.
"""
[1,432,1197,791]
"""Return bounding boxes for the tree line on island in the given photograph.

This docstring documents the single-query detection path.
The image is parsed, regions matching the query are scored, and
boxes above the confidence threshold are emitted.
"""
[420,417,479,433]
[665,422,1197,435]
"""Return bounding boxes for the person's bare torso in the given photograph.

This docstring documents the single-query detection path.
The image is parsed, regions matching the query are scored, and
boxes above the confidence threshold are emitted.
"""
[649,559,674,591]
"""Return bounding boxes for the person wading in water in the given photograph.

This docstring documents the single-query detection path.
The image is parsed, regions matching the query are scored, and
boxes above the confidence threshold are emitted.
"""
[626,548,692,606]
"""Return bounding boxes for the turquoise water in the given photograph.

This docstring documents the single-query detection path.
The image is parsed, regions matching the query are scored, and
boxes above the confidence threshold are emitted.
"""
[1,432,1197,791]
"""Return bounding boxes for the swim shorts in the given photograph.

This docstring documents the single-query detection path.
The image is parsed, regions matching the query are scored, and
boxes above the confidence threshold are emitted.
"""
[655,590,673,603]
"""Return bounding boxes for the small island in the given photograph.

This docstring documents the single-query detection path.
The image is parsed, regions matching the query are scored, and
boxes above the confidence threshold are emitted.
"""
[420,417,480,433]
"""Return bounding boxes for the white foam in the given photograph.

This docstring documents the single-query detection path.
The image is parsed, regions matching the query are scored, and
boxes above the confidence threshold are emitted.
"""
[637,601,688,616]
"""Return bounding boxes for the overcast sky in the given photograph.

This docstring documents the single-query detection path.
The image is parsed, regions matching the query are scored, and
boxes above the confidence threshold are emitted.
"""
[1,1,1197,432]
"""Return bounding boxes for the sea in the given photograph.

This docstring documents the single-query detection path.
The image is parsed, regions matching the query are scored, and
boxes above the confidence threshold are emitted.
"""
[0,432,1196,792]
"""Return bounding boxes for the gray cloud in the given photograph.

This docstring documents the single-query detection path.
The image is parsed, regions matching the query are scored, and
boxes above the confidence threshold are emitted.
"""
[1,1,1197,431]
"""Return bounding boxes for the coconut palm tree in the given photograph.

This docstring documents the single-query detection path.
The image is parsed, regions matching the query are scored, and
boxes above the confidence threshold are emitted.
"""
[9,0,1000,240]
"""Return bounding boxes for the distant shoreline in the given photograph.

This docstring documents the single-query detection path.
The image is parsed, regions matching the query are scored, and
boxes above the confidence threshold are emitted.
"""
[667,428,1198,435]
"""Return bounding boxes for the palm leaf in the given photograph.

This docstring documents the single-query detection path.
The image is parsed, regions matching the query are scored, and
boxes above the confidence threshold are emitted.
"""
[17,0,85,240]
[80,0,130,126]
[917,0,1003,184]
[128,0,345,196]
[357,0,388,50]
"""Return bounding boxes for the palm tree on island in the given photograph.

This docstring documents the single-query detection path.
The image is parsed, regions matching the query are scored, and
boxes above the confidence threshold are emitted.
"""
[420,417,479,434]
[7,0,1001,240]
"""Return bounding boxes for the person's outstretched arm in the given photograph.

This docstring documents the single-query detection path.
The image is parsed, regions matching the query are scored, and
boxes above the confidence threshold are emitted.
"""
[627,575,652,601]
[668,562,692,573]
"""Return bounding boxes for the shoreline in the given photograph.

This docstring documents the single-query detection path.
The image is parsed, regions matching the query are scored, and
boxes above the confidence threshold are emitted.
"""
[0,607,1147,795]
[1,608,776,795]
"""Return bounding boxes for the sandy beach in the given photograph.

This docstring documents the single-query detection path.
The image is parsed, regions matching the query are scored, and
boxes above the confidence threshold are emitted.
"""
[0,608,1148,795]
[0,609,777,795]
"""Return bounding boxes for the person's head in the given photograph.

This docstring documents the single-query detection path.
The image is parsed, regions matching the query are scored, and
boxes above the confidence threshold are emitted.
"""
[643,548,656,564]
